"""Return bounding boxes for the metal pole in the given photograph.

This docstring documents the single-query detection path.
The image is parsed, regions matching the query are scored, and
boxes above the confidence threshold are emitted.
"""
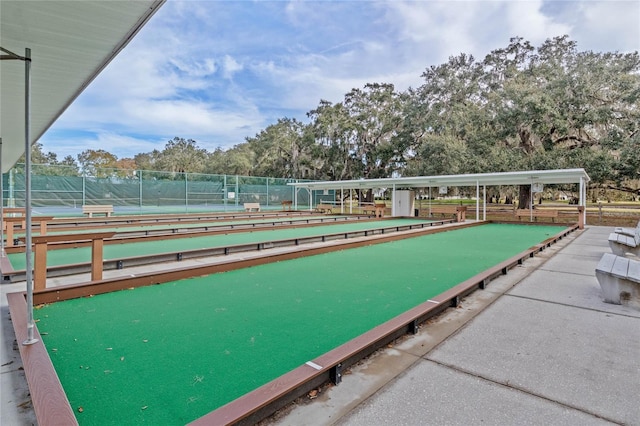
[185,172,188,212]
[223,174,227,211]
[476,181,479,222]
[23,48,38,345]
[581,177,587,226]
[0,138,4,257]
[235,175,239,209]
[9,168,14,207]
[139,170,142,208]
[530,182,533,222]
[391,184,396,216]
[482,185,486,221]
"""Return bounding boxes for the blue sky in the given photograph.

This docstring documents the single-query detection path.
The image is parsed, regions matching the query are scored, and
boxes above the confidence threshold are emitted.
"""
[39,0,640,161]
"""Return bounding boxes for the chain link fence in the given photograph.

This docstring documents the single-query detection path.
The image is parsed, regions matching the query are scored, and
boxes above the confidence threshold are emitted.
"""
[2,164,320,213]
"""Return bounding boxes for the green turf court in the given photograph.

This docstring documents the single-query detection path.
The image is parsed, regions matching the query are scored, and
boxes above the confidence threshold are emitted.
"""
[11,214,346,238]
[8,218,432,270]
[33,223,563,425]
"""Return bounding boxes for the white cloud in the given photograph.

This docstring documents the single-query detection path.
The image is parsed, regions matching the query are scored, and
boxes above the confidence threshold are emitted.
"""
[222,55,243,79]
[504,1,572,45]
[576,1,640,52]
[41,0,639,161]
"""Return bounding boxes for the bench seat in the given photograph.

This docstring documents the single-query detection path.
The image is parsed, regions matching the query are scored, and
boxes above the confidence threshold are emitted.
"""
[595,253,640,309]
[243,203,261,212]
[362,204,386,218]
[515,209,558,222]
[315,204,333,214]
[82,205,113,217]
[615,221,640,238]
[422,206,467,222]
[608,232,640,257]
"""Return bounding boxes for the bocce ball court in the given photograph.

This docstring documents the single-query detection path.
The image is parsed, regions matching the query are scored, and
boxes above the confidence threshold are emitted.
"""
[8,221,578,425]
[3,217,449,283]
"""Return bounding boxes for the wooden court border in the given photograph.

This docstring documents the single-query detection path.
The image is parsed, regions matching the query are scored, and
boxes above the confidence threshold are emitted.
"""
[7,222,579,426]
[3,218,452,283]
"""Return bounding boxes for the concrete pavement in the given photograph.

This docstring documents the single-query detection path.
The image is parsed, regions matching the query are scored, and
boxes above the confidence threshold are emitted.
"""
[271,226,639,426]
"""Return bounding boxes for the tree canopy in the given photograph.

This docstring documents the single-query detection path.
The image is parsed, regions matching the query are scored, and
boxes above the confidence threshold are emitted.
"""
[15,36,640,200]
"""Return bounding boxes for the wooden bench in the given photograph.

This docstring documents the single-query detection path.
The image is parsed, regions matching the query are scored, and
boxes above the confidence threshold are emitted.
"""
[243,203,261,212]
[362,203,386,218]
[3,216,53,247]
[82,204,114,217]
[3,207,27,229]
[424,205,467,222]
[515,209,558,223]
[281,200,293,211]
[29,232,116,290]
[608,231,640,257]
[315,204,333,214]
[595,253,640,309]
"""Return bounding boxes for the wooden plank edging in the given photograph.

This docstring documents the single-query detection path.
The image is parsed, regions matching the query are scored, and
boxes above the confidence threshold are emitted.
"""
[6,292,78,425]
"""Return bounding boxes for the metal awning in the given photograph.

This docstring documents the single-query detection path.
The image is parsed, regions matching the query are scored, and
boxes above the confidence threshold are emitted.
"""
[0,0,165,170]
[289,169,591,191]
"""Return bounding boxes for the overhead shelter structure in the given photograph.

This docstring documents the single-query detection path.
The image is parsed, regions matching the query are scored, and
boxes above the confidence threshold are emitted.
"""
[289,168,590,222]
[1,1,165,423]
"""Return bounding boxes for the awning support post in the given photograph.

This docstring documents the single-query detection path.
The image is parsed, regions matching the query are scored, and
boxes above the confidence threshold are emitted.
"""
[22,48,38,346]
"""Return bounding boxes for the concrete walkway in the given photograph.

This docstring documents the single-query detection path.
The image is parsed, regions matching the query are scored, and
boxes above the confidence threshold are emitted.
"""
[3,226,639,425]
[270,226,640,425]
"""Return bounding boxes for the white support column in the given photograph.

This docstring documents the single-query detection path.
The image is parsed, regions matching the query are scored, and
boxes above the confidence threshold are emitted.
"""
[392,184,396,216]
[530,182,534,222]
[293,186,297,210]
[476,181,480,222]
[349,188,353,214]
[581,177,587,226]
[483,184,486,221]
[340,187,344,214]
[23,47,38,345]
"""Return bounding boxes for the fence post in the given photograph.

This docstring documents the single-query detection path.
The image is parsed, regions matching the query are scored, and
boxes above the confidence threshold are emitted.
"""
[139,170,142,208]
[9,168,15,207]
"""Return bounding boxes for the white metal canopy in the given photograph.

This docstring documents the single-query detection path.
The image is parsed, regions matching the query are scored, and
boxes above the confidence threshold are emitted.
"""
[1,0,165,349]
[288,169,591,191]
[0,0,165,170]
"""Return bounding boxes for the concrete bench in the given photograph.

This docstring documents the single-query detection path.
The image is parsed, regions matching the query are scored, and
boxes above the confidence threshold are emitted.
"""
[595,253,640,309]
[608,232,639,257]
[243,203,261,212]
[82,204,114,217]
[315,204,333,214]
[615,221,640,238]
[515,209,558,223]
